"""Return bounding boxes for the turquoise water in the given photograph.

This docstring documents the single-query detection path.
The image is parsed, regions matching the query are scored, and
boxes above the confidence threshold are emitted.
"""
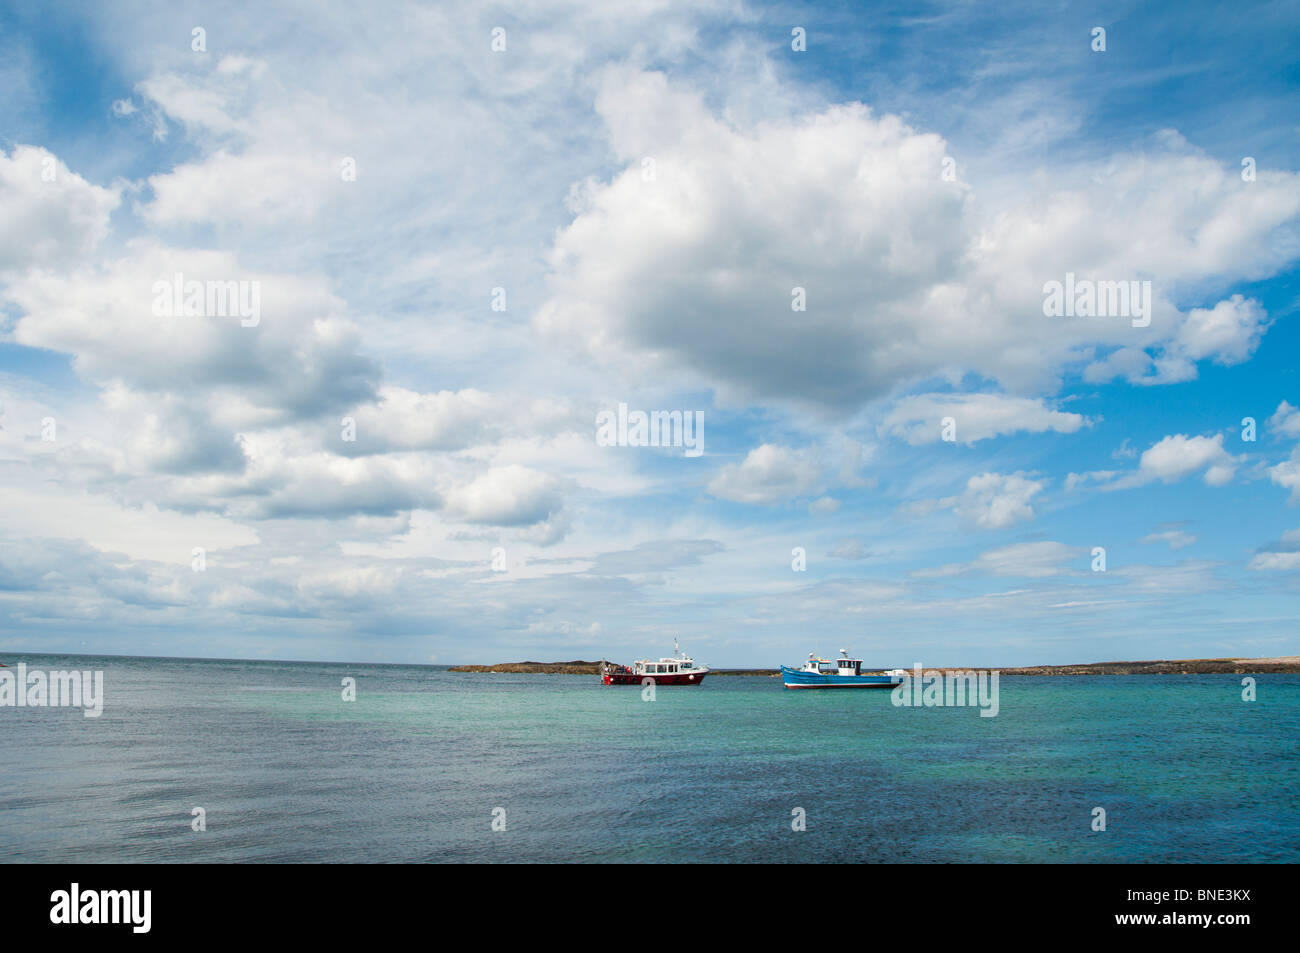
[2,654,1297,862]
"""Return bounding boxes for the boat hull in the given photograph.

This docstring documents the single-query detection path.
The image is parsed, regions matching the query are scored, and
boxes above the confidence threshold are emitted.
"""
[780,665,902,689]
[602,671,707,686]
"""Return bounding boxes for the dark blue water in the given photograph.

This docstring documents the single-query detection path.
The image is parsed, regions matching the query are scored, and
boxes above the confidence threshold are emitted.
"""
[2,654,1296,862]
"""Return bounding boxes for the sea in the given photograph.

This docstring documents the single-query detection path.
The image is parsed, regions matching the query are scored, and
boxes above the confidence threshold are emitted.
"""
[2,653,1297,863]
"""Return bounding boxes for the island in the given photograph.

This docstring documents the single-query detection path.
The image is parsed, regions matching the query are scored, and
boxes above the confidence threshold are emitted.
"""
[985,656,1300,675]
[447,656,1300,675]
[446,660,778,676]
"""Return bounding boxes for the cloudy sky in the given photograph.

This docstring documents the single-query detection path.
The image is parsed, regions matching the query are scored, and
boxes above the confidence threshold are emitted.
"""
[2,0,1299,667]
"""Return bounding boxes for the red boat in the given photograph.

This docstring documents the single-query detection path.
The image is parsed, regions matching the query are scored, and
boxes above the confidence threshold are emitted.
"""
[601,643,708,685]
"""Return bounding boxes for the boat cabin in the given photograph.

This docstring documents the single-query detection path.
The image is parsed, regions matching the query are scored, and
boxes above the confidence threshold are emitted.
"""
[633,655,695,676]
[800,649,864,676]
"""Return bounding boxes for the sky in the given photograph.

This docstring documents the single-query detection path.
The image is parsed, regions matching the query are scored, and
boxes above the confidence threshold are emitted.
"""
[1,0,1298,667]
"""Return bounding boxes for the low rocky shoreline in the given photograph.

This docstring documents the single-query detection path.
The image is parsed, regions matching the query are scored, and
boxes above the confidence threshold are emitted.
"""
[447,660,603,675]
[448,656,1300,676]
[988,657,1300,675]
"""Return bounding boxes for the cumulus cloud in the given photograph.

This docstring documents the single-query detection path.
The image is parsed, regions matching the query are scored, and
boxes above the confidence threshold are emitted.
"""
[1161,296,1270,374]
[7,243,380,423]
[4,6,1300,666]
[539,72,973,411]
[952,472,1047,529]
[707,444,820,504]
[537,71,1300,414]
[215,443,444,520]
[444,465,564,527]
[145,149,338,227]
[1075,433,1241,491]
[1086,295,1270,384]
[1268,400,1300,439]
[1267,450,1300,502]
[0,145,120,272]
[335,387,576,456]
[1132,434,1238,487]
[909,471,1046,529]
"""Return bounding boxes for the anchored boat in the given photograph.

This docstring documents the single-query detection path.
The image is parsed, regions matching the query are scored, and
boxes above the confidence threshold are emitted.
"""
[781,649,905,689]
[601,641,708,686]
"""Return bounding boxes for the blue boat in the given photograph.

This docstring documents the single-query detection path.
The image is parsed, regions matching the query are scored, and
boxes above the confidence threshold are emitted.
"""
[781,650,906,689]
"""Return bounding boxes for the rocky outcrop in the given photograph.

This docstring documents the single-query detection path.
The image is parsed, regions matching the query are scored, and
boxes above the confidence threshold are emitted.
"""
[448,656,1300,676]
[447,660,604,674]
[919,657,1300,676]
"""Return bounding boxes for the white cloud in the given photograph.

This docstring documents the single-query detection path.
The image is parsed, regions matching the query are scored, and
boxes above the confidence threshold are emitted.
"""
[445,465,565,527]
[1267,449,1300,502]
[1134,434,1238,487]
[7,243,379,424]
[707,444,820,504]
[1140,529,1196,550]
[1087,295,1270,384]
[538,71,1300,413]
[216,443,444,519]
[1168,296,1269,367]
[3,7,1299,667]
[143,149,337,227]
[0,485,258,563]
[338,387,577,456]
[951,472,1046,529]
[914,541,1084,578]
[882,393,1091,445]
[0,146,120,272]
[1268,400,1300,439]
[908,471,1046,529]
[1065,469,1118,491]
[1248,551,1300,570]
[828,539,873,560]
[1079,433,1241,491]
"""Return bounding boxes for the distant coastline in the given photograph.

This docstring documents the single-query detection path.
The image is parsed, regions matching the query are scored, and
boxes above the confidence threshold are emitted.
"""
[975,657,1300,675]
[447,660,779,676]
[447,656,1300,676]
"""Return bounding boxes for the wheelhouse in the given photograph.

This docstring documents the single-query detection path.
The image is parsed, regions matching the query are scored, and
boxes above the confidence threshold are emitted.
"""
[800,649,866,676]
[633,655,696,675]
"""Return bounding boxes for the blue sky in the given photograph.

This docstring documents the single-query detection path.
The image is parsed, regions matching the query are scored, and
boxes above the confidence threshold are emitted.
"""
[1,0,1298,667]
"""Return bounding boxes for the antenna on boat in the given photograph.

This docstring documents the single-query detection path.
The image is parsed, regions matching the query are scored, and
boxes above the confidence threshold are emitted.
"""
[674,637,679,657]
